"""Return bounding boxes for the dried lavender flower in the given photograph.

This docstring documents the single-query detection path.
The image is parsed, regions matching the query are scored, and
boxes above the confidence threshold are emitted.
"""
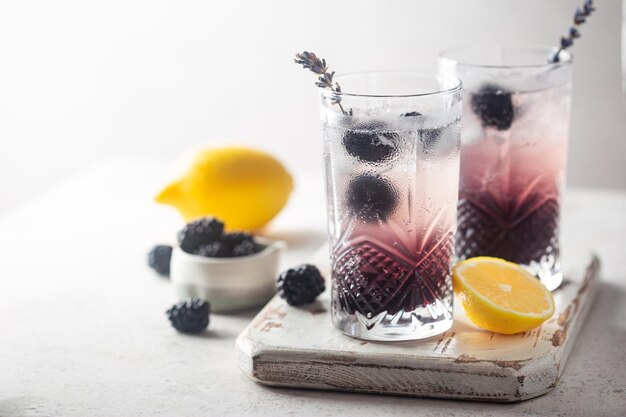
[549,0,596,63]
[294,51,352,116]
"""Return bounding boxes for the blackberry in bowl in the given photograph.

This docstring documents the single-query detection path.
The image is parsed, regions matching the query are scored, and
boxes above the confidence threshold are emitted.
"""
[170,217,286,312]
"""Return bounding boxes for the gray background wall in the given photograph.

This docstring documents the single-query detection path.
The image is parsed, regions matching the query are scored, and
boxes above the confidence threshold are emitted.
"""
[0,0,624,214]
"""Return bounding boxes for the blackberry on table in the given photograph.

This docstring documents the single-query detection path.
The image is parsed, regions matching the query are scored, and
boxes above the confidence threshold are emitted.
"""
[166,298,210,334]
[177,217,224,253]
[147,245,172,276]
[277,264,325,306]
[347,174,398,222]
[470,84,514,131]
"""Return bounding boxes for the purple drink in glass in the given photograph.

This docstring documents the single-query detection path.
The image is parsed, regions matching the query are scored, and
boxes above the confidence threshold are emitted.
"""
[320,72,462,341]
[440,45,573,290]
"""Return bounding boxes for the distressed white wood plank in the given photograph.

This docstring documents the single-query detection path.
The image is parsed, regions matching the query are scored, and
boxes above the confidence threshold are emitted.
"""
[237,252,600,402]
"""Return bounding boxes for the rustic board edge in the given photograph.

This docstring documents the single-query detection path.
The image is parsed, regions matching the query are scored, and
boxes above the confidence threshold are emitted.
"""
[235,255,601,402]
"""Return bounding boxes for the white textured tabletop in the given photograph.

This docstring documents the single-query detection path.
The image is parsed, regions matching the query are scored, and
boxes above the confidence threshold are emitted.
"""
[1,158,625,417]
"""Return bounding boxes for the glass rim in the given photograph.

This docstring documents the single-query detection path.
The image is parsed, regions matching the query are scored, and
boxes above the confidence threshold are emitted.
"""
[319,70,462,99]
[439,43,572,70]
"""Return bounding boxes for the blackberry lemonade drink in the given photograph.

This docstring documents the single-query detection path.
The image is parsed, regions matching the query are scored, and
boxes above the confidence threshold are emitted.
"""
[319,72,462,340]
[440,45,573,290]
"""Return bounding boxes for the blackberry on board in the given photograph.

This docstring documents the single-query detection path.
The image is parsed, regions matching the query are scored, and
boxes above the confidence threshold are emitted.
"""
[277,264,325,306]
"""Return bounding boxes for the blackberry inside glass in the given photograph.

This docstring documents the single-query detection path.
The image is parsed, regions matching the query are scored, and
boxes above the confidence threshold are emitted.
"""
[320,72,462,341]
[440,45,572,290]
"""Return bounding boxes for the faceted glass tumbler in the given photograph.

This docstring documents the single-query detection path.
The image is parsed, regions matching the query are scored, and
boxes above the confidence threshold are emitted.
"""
[320,72,462,341]
[439,45,573,291]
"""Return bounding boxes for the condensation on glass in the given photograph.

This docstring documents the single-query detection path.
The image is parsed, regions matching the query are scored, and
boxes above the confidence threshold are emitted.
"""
[320,72,462,341]
[439,45,573,291]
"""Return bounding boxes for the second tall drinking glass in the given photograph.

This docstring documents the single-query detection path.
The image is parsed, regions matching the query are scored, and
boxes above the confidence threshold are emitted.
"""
[320,72,462,341]
[439,45,573,290]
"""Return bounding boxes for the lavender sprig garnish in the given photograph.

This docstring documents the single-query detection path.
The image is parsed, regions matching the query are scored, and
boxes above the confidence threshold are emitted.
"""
[549,0,596,63]
[294,51,352,116]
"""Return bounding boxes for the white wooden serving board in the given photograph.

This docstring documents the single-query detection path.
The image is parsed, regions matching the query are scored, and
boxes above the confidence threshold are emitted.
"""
[236,250,600,402]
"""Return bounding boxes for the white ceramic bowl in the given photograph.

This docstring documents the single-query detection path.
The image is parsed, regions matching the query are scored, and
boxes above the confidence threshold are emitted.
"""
[170,238,286,312]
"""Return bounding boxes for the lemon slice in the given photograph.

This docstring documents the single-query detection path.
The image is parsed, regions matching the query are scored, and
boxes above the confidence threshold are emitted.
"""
[452,257,555,334]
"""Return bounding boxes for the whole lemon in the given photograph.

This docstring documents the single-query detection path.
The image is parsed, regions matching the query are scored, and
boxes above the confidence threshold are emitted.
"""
[155,147,293,231]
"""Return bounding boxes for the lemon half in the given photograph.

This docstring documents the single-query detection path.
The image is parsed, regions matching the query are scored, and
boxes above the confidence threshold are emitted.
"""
[452,257,555,334]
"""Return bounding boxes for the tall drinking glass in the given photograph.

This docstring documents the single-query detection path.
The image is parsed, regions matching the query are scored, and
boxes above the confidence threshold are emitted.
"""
[439,45,572,290]
[320,72,462,341]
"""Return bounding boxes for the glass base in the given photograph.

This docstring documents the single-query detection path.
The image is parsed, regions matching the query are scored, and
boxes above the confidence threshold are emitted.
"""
[523,255,563,291]
[332,300,453,341]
